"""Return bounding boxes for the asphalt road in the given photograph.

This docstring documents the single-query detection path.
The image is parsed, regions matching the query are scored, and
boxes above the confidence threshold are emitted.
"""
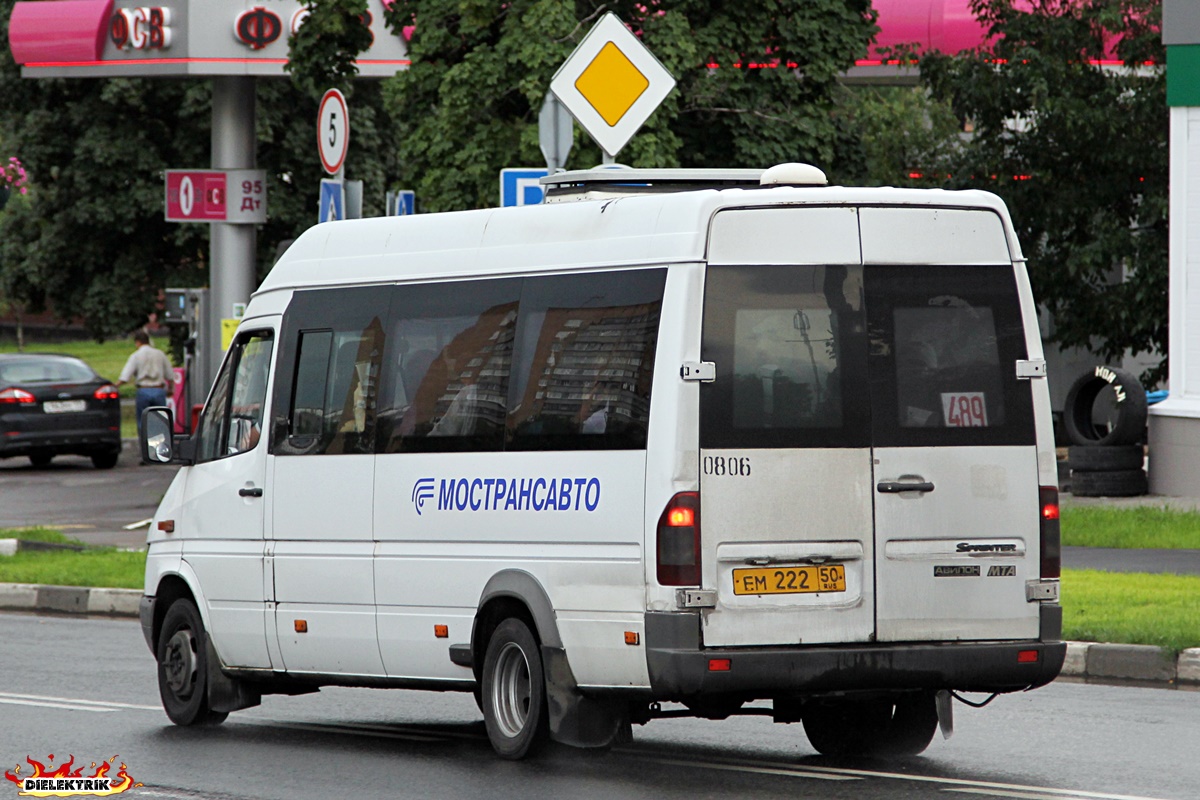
[0,441,179,546]
[1,611,1197,800]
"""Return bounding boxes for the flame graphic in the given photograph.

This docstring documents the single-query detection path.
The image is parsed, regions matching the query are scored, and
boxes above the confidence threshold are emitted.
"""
[4,756,141,797]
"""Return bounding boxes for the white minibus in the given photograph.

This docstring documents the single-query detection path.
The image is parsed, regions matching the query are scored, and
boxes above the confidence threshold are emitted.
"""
[139,163,1064,759]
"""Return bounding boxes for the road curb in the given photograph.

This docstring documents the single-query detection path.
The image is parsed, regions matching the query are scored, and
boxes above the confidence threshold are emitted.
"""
[1060,641,1200,687]
[0,582,140,617]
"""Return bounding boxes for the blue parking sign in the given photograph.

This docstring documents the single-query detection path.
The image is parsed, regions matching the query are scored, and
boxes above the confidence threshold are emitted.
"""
[500,168,550,207]
[319,179,345,224]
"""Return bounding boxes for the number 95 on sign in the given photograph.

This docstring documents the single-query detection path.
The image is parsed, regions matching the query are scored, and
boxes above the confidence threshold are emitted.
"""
[165,169,267,224]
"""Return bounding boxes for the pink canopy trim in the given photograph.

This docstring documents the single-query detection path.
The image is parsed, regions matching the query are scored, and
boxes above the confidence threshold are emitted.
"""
[8,0,113,64]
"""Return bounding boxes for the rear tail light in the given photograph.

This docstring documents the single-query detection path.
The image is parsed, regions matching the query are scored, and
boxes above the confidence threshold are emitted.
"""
[93,384,119,400]
[657,492,701,586]
[0,388,35,404]
[1039,485,1060,579]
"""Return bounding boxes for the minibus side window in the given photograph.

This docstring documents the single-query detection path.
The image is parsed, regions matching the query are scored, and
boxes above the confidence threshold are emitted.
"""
[506,269,666,451]
[194,330,274,462]
[377,279,521,453]
[272,286,387,456]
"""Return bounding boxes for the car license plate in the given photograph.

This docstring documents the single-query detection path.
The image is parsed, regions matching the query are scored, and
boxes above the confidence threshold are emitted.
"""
[43,399,86,414]
[732,564,846,596]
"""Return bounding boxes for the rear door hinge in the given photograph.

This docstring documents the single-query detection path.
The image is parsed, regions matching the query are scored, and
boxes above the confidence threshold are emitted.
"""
[676,588,717,608]
[1025,579,1059,602]
[1016,359,1047,380]
[680,362,716,382]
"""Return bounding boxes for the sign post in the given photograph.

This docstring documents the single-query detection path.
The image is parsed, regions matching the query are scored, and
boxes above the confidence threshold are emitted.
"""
[549,13,676,162]
[538,92,573,172]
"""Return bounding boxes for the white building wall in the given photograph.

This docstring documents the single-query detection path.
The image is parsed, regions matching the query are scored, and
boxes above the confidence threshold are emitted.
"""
[1149,106,1200,495]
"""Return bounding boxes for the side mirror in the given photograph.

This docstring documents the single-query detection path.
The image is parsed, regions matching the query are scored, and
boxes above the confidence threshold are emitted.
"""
[140,406,177,464]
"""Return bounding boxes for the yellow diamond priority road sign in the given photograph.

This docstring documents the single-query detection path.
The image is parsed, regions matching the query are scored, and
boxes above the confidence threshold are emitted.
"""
[550,13,675,159]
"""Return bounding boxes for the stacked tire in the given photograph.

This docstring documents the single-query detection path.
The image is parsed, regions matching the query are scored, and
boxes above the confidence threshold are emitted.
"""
[1064,366,1148,497]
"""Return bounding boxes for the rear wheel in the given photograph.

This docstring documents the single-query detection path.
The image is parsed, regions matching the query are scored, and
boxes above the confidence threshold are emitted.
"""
[481,618,548,759]
[803,694,937,757]
[28,452,52,468]
[91,449,119,470]
[156,599,228,726]
[877,693,939,756]
[803,697,891,756]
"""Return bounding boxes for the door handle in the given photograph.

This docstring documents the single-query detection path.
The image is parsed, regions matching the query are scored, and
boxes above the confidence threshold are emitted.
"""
[238,487,263,498]
[877,478,935,494]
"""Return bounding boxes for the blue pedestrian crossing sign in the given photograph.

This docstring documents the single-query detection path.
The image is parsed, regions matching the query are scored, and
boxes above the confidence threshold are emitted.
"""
[319,179,345,223]
[389,190,415,216]
[500,168,550,207]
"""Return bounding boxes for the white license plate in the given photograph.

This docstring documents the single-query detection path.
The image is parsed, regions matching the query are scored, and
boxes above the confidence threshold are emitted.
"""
[43,399,86,414]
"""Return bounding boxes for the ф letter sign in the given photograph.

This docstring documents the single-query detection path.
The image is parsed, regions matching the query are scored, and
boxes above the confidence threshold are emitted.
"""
[234,7,283,50]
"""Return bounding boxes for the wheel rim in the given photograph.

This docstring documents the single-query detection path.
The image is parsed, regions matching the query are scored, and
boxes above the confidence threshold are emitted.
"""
[491,641,531,738]
[163,628,197,697]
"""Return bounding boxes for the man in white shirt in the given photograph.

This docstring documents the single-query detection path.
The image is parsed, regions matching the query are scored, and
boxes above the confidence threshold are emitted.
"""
[116,330,175,440]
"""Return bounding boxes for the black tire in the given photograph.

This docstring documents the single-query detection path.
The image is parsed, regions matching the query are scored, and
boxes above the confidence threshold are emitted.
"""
[1068,445,1144,473]
[1063,367,1147,447]
[804,695,937,758]
[28,452,52,468]
[481,618,548,759]
[877,693,939,757]
[90,450,119,470]
[156,599,229,727]
[1070,469,1148,498]
[802,697,892,757]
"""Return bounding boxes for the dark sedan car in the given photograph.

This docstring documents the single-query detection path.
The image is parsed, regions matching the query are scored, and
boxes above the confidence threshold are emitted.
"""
[0,352,122,469]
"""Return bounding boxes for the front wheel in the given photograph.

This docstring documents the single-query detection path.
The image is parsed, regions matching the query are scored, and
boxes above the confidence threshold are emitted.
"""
[481,618,548,759]
[156,599,228,726]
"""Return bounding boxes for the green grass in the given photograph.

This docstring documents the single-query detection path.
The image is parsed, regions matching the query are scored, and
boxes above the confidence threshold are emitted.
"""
[0,528,145,589]
[1061,505,1200,550]
[0,527,79,545]
[1062,568,1200,654]
[0,549,145,589]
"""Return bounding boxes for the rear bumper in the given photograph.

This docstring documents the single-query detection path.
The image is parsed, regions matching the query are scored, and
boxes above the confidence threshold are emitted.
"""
[645,610,1066,699]
[0,427,121,456]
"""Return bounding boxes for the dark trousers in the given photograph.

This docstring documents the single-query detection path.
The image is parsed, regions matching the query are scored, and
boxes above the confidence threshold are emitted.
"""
[135,387,167,439]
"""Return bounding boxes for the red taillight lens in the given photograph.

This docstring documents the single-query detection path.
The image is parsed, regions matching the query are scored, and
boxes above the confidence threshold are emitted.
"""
[1039,485,1060,579]
[0,388,35,404]
[93,384,119,400]
[657,491,701,586]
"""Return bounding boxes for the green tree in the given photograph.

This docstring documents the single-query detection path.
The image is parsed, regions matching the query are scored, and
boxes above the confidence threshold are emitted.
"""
[920,0,1167,383]
[0,0,399,339]
[376,0,878,212]
[285,0,374,99]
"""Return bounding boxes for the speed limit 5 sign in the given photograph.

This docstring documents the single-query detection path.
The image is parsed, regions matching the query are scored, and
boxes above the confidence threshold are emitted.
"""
[318,89,350,176]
